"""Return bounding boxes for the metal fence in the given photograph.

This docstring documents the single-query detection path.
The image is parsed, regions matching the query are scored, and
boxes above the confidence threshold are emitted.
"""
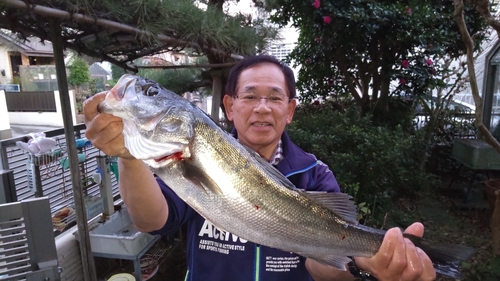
[5,91,57,112]
[0,124,120,235]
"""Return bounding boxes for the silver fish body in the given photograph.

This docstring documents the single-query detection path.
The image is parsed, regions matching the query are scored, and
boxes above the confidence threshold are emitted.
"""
[100,74,474,277]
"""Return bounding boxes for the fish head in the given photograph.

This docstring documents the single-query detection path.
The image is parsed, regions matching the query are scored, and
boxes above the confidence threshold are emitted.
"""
[99,74,194,168]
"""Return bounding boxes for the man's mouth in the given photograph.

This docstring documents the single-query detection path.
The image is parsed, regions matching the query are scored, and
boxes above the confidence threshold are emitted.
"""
[252,122,271,127]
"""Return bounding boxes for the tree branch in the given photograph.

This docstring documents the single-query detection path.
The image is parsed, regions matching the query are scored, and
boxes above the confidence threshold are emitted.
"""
[136,62,236,69]
[337,55,362,105]
[473,0,500,39]
[454,0,500,152]
[0,0,244,61]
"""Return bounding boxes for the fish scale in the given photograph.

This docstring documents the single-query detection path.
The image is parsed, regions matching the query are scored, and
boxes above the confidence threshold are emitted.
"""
[100,74,476,278]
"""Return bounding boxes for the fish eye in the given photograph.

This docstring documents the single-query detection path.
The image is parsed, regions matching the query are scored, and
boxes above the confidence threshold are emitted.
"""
[144,85,159,96]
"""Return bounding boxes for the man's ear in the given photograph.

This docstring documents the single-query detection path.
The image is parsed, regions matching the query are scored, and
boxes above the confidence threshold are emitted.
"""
[286,99,297,124]
[223,95,234,121]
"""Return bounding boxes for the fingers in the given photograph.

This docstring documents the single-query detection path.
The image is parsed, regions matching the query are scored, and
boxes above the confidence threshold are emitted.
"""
[83,92,107,123]
[355,226,436,281]
[83,92,132,158]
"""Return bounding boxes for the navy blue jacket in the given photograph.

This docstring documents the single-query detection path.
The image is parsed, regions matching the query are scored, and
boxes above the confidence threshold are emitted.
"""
[151,131,340,281]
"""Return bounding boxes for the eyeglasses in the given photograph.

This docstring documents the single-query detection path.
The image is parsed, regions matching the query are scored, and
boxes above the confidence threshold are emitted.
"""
[235,92,290,108]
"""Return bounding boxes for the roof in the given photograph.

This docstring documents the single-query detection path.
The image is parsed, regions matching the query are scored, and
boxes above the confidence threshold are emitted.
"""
[0,31,54,57]
[89,63,110,76]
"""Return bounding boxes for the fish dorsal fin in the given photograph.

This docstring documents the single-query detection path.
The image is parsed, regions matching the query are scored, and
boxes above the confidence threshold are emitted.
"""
[307,255,352,271]
[304,191,359,225]
[239,142,299,191]
[181,160,223,195]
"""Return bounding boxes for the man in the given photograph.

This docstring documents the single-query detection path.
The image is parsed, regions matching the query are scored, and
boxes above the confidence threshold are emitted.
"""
[84,55,436,281]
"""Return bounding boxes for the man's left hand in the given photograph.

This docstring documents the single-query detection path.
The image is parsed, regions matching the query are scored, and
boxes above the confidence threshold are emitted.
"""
[354,222,436,281]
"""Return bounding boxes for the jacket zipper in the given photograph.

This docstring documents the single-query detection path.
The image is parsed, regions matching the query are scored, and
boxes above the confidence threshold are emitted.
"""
[254,244,261,281]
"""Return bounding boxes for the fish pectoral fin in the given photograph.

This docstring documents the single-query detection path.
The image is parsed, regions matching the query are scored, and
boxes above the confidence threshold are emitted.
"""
[308,255,352,271]
[181,160,223,195]
[304,192,359,225]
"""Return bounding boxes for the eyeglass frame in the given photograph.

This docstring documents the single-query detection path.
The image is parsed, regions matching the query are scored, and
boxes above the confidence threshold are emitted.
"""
[233,92,292,108]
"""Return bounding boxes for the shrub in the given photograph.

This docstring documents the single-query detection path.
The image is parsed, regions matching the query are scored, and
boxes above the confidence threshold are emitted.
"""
[287,101,433,211]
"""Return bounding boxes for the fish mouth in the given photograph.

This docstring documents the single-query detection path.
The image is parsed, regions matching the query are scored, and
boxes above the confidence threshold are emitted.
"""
[113,74,137,100]
[153,151,184,163]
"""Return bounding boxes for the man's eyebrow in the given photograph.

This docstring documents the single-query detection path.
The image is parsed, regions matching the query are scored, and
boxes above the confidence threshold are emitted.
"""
[241,85,286,94]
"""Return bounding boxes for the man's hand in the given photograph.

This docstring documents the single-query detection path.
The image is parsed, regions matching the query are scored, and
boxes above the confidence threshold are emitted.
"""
[354,223,436,281]
[83,92,133,159]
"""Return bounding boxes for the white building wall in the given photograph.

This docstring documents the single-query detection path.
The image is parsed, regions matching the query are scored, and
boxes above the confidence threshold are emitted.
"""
[8,90,78,127]
[0,45,12,84]
[0,90,11,139]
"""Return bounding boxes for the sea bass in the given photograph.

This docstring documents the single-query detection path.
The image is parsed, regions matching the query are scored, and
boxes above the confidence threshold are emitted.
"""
[99,74,474,278]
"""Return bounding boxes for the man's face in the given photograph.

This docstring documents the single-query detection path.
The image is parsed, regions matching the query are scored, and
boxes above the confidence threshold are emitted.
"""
[223,63,297,159]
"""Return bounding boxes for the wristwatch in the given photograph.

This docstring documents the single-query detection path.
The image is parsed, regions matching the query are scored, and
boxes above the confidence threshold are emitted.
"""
[347,259,378,281]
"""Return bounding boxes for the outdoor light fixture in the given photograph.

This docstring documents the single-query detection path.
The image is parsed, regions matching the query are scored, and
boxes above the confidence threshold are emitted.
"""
[0,69,5,77]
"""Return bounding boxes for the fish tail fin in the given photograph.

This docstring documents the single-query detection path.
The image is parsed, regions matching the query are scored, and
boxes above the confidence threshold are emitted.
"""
[404,234,475,279]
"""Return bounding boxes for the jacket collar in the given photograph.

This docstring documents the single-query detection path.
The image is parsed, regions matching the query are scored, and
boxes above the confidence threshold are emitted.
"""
[230,128,317,177]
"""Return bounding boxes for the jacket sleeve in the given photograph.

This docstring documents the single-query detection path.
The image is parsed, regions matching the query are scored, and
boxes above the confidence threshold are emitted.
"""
[149,177,196,236]
[308,160,341,193]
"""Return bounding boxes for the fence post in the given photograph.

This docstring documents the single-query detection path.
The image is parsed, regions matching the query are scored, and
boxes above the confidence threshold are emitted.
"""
[0,169,17,203]
[0,145,8,170]
[96,156,114,217]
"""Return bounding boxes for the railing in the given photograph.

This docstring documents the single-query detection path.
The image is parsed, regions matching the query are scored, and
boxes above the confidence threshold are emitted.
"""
[0,197,60,280]
[0,124,120,236]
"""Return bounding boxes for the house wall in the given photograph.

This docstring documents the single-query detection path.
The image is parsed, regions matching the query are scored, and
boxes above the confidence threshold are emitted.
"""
[0,90,12,140]
[0,46,12,84]
[7,90,79,127]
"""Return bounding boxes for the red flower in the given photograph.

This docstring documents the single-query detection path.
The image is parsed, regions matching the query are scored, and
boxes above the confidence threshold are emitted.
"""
[399,78,407,85]
[314,37,322,43]
[323,16,331,24]
[405,7,412,15]
[425,59,433,66]
[402,60,410,68]
[312,0,320,9]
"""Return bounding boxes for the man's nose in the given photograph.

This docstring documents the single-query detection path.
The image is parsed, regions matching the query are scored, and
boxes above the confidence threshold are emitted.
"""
[254,97,272,109]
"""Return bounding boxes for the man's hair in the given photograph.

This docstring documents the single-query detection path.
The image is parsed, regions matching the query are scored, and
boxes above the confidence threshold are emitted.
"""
[225,55,296,99]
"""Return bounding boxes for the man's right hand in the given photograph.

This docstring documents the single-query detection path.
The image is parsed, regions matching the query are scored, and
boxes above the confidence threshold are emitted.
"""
[83,92,134,159]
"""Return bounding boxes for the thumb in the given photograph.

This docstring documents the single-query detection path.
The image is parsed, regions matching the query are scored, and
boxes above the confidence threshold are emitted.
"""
[83,91,107,123]
[404,222,425,237]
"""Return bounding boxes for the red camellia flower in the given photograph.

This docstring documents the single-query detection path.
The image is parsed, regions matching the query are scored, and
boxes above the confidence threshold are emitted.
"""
[425,59,433,66]
[323,16,331,24]
[402,60,410,68]
[399,78,407,85]
[405,7,412,15]
[312,0,320,9]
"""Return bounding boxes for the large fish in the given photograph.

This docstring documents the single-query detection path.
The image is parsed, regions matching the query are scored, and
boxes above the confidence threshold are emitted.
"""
[99,74,474,279]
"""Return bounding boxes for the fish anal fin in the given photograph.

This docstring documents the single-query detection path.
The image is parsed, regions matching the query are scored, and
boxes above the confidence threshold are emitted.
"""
[308,255,352,271]
[181,160,223,195]
[304,191,358,224]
